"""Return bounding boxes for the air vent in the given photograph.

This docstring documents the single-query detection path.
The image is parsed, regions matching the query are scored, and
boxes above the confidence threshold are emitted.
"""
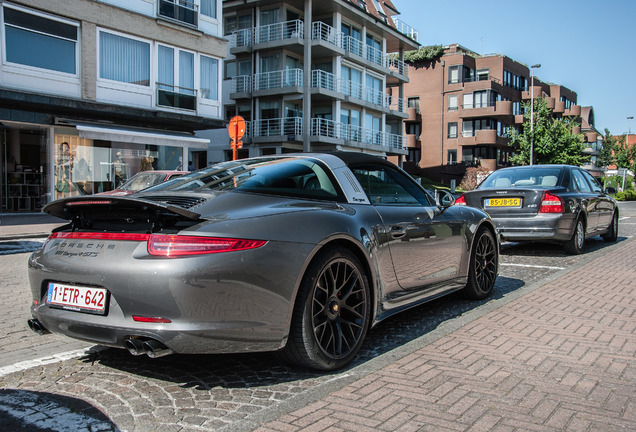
[344,171,362,193]
[141,196,207,209]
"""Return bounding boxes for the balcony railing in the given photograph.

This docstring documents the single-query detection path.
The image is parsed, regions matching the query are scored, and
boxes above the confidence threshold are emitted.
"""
[392,18,419,42]
[311,118,407,151]
[232,28,252,48]
[311,22,343,48]
[254,69,303,91]
[311,70,406,113]
[156,83,197,110]
[387,56,408,78]
[158,0,198,27]
[231,75,252,93]
[253,117,303,137]
[255,19,304,44]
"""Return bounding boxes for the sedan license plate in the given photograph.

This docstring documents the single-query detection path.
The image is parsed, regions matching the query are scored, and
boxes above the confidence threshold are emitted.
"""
[47,283,108,315]
[486,197,521,207]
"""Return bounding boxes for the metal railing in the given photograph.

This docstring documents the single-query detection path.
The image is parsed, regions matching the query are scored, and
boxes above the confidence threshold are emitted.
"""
[311,22,343,48]
[231,28,252,48]
[231,75,252,93]
[311,118,407,151]
[255,19,304,44]
[387,56,408,78]
[392,18,419,42]
[311,70,406,113]
[254,69,303,91]
[253,117,303,137]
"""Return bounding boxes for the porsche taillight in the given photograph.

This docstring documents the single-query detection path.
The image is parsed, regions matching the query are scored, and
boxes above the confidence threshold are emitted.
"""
[538,191,564,213]
[454,194,466,206]
[147,234,266,257]
[48,232,266,257]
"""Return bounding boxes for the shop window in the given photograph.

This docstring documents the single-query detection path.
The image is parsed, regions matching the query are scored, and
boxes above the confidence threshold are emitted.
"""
[3,5,78,75]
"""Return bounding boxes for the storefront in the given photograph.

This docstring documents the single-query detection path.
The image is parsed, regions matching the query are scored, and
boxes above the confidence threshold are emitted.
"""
[1,121,209,212]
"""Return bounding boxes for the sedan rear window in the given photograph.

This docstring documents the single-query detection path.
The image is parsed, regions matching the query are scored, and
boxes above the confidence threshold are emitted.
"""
[480,167,563,189]
[146,157,343,200]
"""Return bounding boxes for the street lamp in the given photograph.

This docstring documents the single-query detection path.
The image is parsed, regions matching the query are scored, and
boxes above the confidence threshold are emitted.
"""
[529,64,541,165]
[628,116,634,134]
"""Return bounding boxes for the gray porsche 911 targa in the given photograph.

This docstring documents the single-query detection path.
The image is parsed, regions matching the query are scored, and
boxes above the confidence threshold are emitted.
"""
[28,152,498,370]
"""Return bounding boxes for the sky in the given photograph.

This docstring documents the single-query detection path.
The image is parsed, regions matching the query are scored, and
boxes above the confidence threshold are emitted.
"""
[392,0,636,136]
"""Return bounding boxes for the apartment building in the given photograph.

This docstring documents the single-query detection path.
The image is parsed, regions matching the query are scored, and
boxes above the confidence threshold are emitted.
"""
[0,0,225,213]
[208,0,419,162]
[403,44,599,183]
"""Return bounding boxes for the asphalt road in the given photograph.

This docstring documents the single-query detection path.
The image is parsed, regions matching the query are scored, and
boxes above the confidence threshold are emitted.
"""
[1,201,635,431]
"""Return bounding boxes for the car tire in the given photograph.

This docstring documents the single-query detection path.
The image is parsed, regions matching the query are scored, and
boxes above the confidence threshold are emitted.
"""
[280,247,371,370]
[564,217,585,254]
[602,211,619,242]
[462,227,498,300]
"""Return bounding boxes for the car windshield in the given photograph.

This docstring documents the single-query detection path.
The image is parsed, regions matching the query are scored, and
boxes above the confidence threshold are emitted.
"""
[480,167,563,189]
[145,157,342,200]
[120,172,167,192]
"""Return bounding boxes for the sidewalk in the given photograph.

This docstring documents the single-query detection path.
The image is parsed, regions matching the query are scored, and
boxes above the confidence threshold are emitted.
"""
[253,238,636,432]
[0,213,65,240]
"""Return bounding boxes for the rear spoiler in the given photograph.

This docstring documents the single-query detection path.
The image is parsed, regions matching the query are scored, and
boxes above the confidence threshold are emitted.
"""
[43,195,202,221]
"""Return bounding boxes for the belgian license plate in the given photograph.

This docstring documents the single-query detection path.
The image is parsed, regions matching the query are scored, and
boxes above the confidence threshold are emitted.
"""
[486,197,521,207]
[46,283,108,315]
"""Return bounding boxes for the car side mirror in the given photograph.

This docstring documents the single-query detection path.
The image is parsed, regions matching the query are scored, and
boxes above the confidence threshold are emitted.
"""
[604,186,617,195]
[435,190,456,207]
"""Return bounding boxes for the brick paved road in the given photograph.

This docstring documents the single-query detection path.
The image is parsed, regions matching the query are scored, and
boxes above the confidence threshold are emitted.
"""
[254,238,636,432]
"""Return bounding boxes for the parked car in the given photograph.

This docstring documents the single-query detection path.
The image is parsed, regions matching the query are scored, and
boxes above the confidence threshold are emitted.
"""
[456,164,618,254]
[27,153,498,370]
[98,170,187,196]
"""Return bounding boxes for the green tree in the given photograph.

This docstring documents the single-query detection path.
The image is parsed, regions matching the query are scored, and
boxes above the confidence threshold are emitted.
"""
[508,98,589,166]
[614,134,636,173]
[597,128,618,167]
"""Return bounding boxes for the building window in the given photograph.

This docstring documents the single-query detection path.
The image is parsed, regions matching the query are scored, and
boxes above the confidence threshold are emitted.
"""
[159,0,198,26]
[99,31,150,86]
[408,148,421,163]
[476,68,489,81]
[201,0,216,19]
[200,55,219,100]
[225,14,251,35]
[406,123,420,136]
[448,65,459,84]
[447,149,457,165]
[157,45,195,109]
[3,6,78,74]
[371,0,387,22]
[408,97,420,110]
[447,122,458,138]
[448,95,458,111]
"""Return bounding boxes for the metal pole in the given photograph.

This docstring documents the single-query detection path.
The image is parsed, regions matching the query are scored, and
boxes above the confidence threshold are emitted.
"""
[529,64,541,165]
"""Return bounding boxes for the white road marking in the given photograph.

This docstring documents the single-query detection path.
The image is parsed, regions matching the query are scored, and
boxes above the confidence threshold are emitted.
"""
[500,263,565,270]
[0,348,91,377]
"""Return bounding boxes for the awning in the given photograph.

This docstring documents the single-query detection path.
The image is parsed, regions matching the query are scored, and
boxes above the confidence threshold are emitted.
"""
[71,122,209,149]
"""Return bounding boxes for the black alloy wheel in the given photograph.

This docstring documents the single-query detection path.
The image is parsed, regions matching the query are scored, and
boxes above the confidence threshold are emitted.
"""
[281,247,370,370]
[463,227,498,300]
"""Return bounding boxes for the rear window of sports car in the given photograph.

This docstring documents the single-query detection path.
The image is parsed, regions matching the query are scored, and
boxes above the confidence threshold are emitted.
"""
[146,157,344,201]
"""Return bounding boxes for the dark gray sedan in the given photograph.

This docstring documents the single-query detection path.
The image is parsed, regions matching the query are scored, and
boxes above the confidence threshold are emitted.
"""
[456,164,618,254]
[28,153,498,370]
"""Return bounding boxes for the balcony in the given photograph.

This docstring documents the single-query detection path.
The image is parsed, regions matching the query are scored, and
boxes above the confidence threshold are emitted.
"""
[459,100,513,119]
[406,134,420,148]
[230,75,252,96]
[311,118,407,152]
[311,22,344,55]
[158,0,197,27]
[392,18,419,42]
[253,117,303,139]
[564,104,581,117]
[254,69,303,94]
[156,83,196,111]
[407,107,421,122]
[459,129,510,146]
[553,100,565,114]
[310,70,406,115]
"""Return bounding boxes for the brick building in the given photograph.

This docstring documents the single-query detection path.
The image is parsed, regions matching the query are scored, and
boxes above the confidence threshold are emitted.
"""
[401,44,599,183]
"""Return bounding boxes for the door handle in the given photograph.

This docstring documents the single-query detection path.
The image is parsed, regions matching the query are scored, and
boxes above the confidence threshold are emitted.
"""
[390,226,406,238]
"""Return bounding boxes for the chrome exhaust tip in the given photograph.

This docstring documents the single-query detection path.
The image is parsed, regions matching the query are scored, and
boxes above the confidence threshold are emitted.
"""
[124,338,145,356]
[27,319,50,335]
[141,339,173,358]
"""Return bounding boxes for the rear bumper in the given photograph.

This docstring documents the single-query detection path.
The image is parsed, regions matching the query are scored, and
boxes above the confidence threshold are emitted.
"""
[492,213,575,242]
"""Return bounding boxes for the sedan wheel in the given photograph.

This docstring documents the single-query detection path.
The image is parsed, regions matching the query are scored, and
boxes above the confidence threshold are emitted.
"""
[462,227,498,300]
[564,218,585,254]
[602,211,619,242]
[281,247,370,370]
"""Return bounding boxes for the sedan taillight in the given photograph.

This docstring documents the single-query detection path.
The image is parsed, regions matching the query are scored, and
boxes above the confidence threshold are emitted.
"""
[538,191,564,213]
[454,194,467,206]
[147,234,266,257]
